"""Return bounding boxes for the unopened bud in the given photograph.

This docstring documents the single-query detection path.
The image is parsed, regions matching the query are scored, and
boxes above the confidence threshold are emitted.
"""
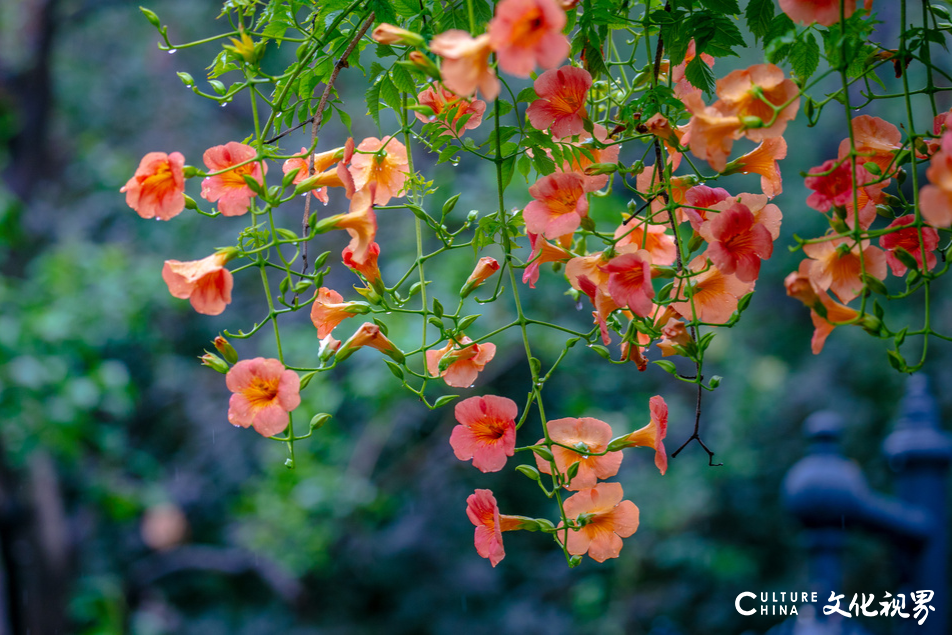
[199,352,230,374]
[583,162,618,176]
[372,23,425,47]
[740,115,764,129]
[309,413,332,431]
[460,257,500,298]
[408,51,441,79]
[139,6,161,28]
[213,335,238,364]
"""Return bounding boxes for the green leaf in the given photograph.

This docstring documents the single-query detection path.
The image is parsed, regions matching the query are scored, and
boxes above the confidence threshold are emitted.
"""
[365,82,382,127]
[744,0,774,41]
[499,155,516,189]
[379,75,402,111]
[390,64,417,94]
[516,87,538,103]
[588,345,611,359]
[685,55,716,95]
[789,33,820,80]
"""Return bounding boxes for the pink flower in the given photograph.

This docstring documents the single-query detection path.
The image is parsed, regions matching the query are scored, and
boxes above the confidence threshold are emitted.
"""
[715,64,799,142]
[803,234,887,303]
[429,31,500,101]
[682,185,731,230]
[316,187,378,265]
[336,323,404,362]
[614,221,677,267]
[610,395,668,475]
[555,124,621,192]
[670,40,715,99]
[200,142,266,216]
[460,257,501,298]
[920,133,952,227]
[281,147,345,204]
[837,115,902,179]
[671,256,754,325]
[722,137,787,198]
[343,241,384,293]
[426,337,497,388]
[805,159,874,213]
[700,203,774,282]
[415,83,486,134]
[309,287,366,338]
[524,172,588,239]
[566,252,619,344]
[121,151,186,220]
[534,417,623,490]
[466,489,522,567]
[526,66,592,138]
[780,0,859,26]
[162,252,234,316]
[559,483,640,562]
[682,92,743,173]
[879,216,939,276]
[349,136,409,206]
[600,249,655,317]
[226,358,301,437]
[487,0,569,77]
[450,395,518,473]
[523,232,573,288]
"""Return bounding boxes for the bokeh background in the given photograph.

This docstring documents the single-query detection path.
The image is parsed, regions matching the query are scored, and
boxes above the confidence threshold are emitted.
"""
[1,1,950,633]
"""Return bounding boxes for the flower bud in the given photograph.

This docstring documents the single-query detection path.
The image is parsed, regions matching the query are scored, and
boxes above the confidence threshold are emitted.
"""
[199,352,230,374]
[213,335,238,364]
[372,23,425,47]
[408,51,441,79]
[460,257,500,298]
[139,6,161,28]
[583,162,618,176]
[740,115,765,129]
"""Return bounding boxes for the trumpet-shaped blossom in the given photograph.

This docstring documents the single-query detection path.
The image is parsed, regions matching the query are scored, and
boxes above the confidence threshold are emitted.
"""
[780,0,861,26]
[426,337,497,388]
[534,417,623,490]
[121,151,186,220]
[614,221,677,266]
[700,203,774,283]
[682,92,743,172]
[526,66,592,138]
[415,84,486,134]
[837,115,902,178]
[804,159,874,213]
[200,142,266,216]
[523,232,573,287]
[715,64,799,142]
[460,257,501,297]
[730,192,783,240]
[559,483,640,562]
[317,187,377,265]
[451,395,518,473]
[429,31,499,101]
[524,172,588,239]
[609,396,668,475]
[656,317,691,359]
[600,249,655,317]
[810,289,861,354]
[920,133,952,227]
[282,147,344,204]
[723,137,787,198]
[671,256,754,324]
[226,358,301,437]
[803,234,887,303]
[162,252,234,316]
[879,216,939,276]
[566,252,619,344]
[336,323,404,362]
[349,137,409,205]
[682,185,730,231]
[785,260,862,354]
[467,489,522,567]
[487,0,569,77]
[371,23,424,46]
[343,241,384,293]
[310,287,367,338]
